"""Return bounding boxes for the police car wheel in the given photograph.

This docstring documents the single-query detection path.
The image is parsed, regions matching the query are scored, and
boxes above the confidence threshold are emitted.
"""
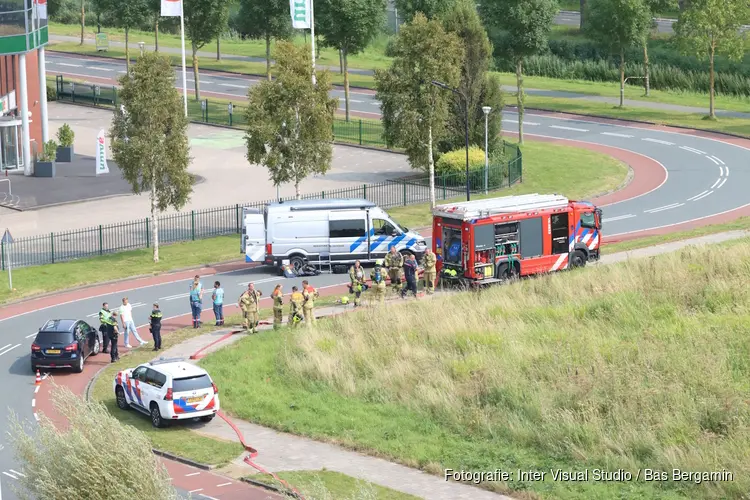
[115,386,130,410]
[150,403,166,428]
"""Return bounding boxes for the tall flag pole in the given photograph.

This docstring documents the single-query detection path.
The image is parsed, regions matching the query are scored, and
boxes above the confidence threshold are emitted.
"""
[290,0,315,84]
[162,0,188,116]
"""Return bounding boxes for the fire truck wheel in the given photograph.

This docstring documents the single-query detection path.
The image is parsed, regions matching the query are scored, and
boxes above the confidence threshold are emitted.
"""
[570,250,587,268]
[496,263,518,281]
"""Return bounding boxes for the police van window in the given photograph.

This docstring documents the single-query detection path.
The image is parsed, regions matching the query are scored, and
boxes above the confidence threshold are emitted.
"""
[581,212,596,228]
[372,219,397,235]
[329,219,366,238]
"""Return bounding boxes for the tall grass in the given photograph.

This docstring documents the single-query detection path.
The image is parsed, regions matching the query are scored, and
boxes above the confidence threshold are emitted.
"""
[282,242,750,498]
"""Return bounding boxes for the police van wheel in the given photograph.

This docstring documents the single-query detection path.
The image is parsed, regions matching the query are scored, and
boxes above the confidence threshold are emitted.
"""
[290,255,306,273]
[115,386,130,410]
[150,403,167,428]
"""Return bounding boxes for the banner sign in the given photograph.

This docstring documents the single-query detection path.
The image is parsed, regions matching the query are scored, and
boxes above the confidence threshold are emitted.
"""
[161,0,182,17]
[96,130,109,175]
[290,0,311,29]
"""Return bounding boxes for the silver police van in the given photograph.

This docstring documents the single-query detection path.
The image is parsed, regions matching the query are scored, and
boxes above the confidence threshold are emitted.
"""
[241,199,427,272]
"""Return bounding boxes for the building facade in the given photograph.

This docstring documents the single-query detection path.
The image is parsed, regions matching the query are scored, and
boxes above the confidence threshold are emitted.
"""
[0,0,49,174]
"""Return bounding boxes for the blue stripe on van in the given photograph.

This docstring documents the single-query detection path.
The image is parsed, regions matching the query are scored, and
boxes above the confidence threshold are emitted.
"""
[245,255,252,263]
[350,228,375,252]
[369,235,387,252]
[404,238,417,248]
[388,234,406,250]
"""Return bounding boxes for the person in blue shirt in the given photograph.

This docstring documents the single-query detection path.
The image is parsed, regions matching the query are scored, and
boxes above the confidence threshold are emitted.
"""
[212,281,225,326]
[189,276,203,328]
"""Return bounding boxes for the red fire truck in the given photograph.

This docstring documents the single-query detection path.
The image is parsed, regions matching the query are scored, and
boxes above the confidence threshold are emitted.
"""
[432,193,602,286]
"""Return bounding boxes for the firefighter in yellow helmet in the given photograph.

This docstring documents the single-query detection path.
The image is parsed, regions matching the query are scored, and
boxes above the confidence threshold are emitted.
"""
[238,283,262,333]
[370,259,387,304]
[421,248,437,294]
[384,246,404,294]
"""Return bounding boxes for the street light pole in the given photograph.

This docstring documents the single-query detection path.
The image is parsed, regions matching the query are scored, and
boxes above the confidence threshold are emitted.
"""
[431,80,470,201]
[482,106,491,194]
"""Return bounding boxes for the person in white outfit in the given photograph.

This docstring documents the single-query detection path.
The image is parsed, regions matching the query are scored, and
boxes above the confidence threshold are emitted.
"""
[120,296,147,348]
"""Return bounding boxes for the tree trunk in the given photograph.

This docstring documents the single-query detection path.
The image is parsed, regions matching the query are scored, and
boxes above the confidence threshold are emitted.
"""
[619,48,625,107]
[579,0,585,30]
[516,59,524,145]
[192,42,200,101]
[428,124,435,209]
[339,49,343,74]
[315,36,320,59]
[265,33,272,81]
[79,0,85,45]
[343,48,350,121]
[125,27,130,74]
[217,36,221,61]
[709,43,715,118]
[295,179,301,199]
[154,19,159,52]
[643,43,650,96]
[150,172,159,263]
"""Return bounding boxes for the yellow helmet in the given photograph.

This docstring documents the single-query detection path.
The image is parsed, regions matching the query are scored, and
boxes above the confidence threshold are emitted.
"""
[341,296,350,304]
[375,259,383,266]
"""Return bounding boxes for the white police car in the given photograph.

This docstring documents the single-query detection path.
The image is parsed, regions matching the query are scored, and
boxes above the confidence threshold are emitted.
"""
[113,358,220,428]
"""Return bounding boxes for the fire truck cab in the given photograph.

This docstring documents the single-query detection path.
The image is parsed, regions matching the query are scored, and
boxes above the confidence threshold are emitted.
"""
[432,193,602,286]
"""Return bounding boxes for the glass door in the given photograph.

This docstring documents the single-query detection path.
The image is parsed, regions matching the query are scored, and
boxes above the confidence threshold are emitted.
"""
[0,123,21,171]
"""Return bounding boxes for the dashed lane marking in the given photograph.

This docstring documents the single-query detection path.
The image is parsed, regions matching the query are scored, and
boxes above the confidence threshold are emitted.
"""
[25,333,37,338]
[216,482,232,487]
[33,413,39,422]
[687,190,709,201]
[1,472,17,480]
[691,191,713,201]
[185,472,201,477]
[88,66,113,71]
[680,146,706,154]
[161,293,190,301]
[549,125,588,132]
[31,399,35,408]
[603,214,636,222]
[644,203,683,213]
[0,344,20,357]
[56,62,82,67]
[711,178,722,189]
[34,386,39,394]
[189,488,204,493]
[219,83,246,88]
[8,470,25,478]
[706,156,720,165]
[641,138,674,145]
[601,132,633,138]
[716,178,728,189]
[711,156,726,165]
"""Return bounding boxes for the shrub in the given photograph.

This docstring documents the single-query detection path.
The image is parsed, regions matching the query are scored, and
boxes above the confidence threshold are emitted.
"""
[46,84,57,102]
[435,146,508,190]
[57,123,75,147]
[9,386,179,500]
[39,140,57,162]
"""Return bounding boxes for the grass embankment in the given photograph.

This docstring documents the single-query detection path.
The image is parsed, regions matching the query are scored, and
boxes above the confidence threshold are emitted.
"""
[0,235,239,305]
[201,240,750,499]
[388,140,629,228]
[249,470,420,500]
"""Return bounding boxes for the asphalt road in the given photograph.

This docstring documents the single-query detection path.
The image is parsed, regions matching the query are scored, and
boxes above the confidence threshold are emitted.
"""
[554,10,750,34]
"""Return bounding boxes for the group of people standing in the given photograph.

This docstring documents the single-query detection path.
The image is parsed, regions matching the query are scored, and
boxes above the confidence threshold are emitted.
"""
[240,280,319,332]
[98,297,162,363]
[348,247,438,305]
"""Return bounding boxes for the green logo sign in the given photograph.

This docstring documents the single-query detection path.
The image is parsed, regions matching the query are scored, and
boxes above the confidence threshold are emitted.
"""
[293,0,307,22]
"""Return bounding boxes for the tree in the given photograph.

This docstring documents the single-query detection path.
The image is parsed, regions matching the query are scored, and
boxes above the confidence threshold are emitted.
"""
[481,0,557,144]
[375,13,462,208]
[245,42,337,199]
[148,0,162,52]
[642,0,678,95]
[316,0,387,121]
[79,0,85,45]
[674,0,749,119]
[584,0,652,108]
[235,0,292,81]
[394,0,458,21]
[110,52,193,263]
[97,0,149,74]
[441,0,503,155]
[9,386,179,499]
[184,0,230,100]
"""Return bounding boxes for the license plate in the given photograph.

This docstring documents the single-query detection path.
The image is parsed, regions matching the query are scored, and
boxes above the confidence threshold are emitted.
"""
[187,396,203,403]
[46,349,61,354]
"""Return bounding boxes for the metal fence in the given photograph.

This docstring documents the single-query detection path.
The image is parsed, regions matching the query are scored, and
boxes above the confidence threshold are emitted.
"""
[8,77,522,270]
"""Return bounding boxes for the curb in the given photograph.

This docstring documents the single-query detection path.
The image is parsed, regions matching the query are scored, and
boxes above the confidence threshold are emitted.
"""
[46,49,377,93]
[240,476,293,496]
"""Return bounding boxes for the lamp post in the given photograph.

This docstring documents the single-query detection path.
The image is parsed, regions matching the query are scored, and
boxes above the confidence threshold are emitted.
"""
[138,42,145,56]
[431,80,470,201]
[482,106,491,194]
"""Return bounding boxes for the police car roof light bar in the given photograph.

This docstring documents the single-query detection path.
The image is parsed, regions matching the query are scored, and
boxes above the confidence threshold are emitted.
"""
[148,357,187,366]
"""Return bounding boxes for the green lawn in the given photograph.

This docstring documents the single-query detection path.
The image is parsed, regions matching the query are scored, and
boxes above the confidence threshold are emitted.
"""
[0,235,240,305]
[388,140,629,229]
[200,238,750,499]
[49,21,394,73]
[248,470,420,500]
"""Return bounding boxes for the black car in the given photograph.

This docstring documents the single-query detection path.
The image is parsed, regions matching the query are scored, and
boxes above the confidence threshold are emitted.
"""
[31,319,101,373]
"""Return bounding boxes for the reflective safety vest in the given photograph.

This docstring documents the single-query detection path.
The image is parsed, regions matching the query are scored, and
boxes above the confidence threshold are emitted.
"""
[99,309,115,326]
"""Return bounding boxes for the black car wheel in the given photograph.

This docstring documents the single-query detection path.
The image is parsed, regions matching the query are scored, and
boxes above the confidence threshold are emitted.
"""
[73,354,84,373]
[570,249,587,268]
[91,338,100,356]
[115,386,130,410]
[150,403,166,428]
[200,415,214,423]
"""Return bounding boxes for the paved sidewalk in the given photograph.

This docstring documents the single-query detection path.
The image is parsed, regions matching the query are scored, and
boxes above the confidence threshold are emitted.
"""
[147,229,750,500]
[49,34,750,120]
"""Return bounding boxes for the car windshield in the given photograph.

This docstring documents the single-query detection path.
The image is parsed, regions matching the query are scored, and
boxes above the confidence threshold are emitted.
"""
[35,331,74,345]
[172,374,213,392]
[384,212,406,233]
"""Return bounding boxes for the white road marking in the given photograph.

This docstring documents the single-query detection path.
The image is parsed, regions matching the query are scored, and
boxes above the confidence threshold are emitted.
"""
[641,138,674,145]
[691,191,713,201]
[600,132,633,138]
[687,190,709,201]
[57,63,82,67]
[644,203,683,213]
[724,166,729,176]
[706,156,719,165]
[711,156,725,165]
[33,413,39,422]
[602,214,635,222]
[710,178,722,189]
[199,495,219,500]
[185,472,201,477]
[86,313,98,318]
[1,472,16,480]
[216,482,232,487]
[88,66,113,72]
[237,277,282,287]
[8,470,24,478]
[41,373,49,381]
[31,399,35,408]
[502,118,540,126]
[25,333,37,338]
[189,488,204,493]
[549,125,588,132]
[719,166,724,176]
[0,344,10,352]
[716,178,728,189]
[161,293,190,301]
[0,344,20,357]
[34,386,39,394]
[219,83,246,88]
[680,146,706,154]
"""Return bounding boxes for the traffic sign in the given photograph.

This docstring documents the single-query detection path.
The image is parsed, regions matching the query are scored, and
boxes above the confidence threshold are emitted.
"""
[1,229,13,245]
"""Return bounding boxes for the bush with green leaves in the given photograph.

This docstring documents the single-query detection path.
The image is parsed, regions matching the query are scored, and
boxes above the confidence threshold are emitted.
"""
[435,146,507,189]
[46,85,57,102]
[9,385,179,500]
[57,123,75,148]
[38,140,58,162]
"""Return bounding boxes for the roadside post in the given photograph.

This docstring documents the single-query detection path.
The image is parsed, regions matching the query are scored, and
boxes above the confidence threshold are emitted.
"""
[2,229,13,290]
[228,102,233,127]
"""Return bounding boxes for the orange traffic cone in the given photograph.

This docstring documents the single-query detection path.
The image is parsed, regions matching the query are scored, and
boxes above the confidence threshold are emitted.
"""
[35,370,41,386]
